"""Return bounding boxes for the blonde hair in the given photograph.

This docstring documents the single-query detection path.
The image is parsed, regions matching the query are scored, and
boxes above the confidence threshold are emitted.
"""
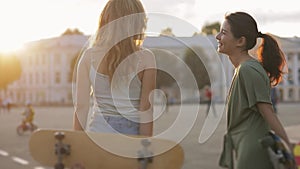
[92,0,146,82]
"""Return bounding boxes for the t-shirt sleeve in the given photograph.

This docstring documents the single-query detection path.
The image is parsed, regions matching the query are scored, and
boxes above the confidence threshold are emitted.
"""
[239,64,272,108]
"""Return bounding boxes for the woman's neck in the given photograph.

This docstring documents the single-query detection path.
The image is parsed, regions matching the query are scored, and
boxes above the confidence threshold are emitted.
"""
[229,51,253,68]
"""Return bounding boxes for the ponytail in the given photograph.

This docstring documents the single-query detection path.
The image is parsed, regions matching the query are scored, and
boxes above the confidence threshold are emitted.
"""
[256,34,287,86]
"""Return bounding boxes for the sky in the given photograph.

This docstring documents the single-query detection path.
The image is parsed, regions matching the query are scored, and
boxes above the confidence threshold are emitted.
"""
[1,0,300,53]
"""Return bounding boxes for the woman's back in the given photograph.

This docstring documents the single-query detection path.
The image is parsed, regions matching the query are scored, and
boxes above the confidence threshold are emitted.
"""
[83,47,155,134]
[89,53,142,117]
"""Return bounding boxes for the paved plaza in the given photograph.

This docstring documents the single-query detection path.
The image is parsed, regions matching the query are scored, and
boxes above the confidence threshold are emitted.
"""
[0,103,299,169]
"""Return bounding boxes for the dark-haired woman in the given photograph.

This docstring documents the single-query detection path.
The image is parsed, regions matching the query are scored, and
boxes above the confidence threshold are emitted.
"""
[216,11,293,169]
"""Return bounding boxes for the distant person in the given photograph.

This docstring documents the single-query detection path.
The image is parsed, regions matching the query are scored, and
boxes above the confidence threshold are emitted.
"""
[216,12,295,169]
[164,92,169,113]
[270,87,279,113]
[22,102,35,129]
[204,85,216,116]
[73,0,156,136]
[2,97,12,113]
[169,95,176,105]
[6,97,12,113]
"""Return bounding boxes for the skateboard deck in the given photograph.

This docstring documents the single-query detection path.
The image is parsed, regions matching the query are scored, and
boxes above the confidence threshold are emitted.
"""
[29,129,184,169]
[259,131,296,169]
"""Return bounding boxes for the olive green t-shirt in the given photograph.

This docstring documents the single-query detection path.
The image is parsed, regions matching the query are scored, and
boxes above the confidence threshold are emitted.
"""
[219,59,273,169]
[228,59,271,133]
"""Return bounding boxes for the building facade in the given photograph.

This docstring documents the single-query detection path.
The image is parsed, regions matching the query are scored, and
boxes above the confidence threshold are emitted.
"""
[276,37,300,102]
[1,34,299,105]
[1,35,89,105]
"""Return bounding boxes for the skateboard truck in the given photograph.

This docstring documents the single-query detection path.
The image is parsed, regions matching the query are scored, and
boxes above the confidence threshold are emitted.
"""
[137,139,153,169]
[259,131,296,169]
[54,132,71,169]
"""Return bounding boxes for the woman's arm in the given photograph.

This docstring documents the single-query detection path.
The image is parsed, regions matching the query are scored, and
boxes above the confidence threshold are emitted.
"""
[138,51,156,136]
[257,103,291,148]
[73,52,91,131]
[139,68,156,136]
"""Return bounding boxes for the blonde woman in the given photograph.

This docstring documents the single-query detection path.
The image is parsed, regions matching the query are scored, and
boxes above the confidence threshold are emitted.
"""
[73,0,156,136]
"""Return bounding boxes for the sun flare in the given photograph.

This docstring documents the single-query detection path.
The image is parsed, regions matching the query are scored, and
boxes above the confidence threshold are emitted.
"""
[0,41,24,54]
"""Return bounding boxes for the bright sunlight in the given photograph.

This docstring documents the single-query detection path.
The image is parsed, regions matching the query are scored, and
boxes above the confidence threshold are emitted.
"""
[0,40,24,54]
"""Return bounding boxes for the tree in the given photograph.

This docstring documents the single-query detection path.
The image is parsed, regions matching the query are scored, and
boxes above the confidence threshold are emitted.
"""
[61,28,84,36]
[160,27,175,37]
[201,22,220,35]
[0,54,22,89]
[183,46,210,89]
[150,49,178,88]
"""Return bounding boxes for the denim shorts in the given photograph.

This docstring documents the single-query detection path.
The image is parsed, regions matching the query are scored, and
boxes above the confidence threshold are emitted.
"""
[87,113,140,135]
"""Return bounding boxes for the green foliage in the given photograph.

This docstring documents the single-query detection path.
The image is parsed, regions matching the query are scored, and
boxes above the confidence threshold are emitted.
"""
[201,22,221,35]
[160,27,175,37]
[61,28,84,36]
[0,54,22,89]
[150,49,178,88]
[183,46,210,89]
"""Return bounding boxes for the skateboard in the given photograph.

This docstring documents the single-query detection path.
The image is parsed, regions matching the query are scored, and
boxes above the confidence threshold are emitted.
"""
[29,129,184,169]
[259,131,296,169]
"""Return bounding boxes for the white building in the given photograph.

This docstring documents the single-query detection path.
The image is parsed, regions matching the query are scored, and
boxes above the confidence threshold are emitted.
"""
[275,36,300,102]
[2,35,89,105]
[1,34,299,105]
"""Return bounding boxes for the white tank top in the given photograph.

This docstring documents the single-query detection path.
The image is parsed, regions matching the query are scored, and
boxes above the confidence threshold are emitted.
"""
[89,55,142,118]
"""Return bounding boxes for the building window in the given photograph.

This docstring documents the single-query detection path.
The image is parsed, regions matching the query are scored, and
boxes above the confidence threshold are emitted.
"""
[288,88,294,100]
[21,76,26,85]
[42,72,46,84]
[28,56,33,66]
[16,91,20,103]
[298,88,300,101]
[36,72,39,85]
[68,92,72,102]
[298,69,300,83]
[42,55,46,65]
[279,88,283,101]
[288,68,293,84]
[68,71,73,83]
[35,55,39,65]
[54,54,61,64]
[55,72,61,84]
[29,73,33,85]
[287,53,293,61]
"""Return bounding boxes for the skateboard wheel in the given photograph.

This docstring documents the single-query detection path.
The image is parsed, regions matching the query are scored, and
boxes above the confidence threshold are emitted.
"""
[54,162,64,169]
[55,132,65,140]
[141,139,151,147]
